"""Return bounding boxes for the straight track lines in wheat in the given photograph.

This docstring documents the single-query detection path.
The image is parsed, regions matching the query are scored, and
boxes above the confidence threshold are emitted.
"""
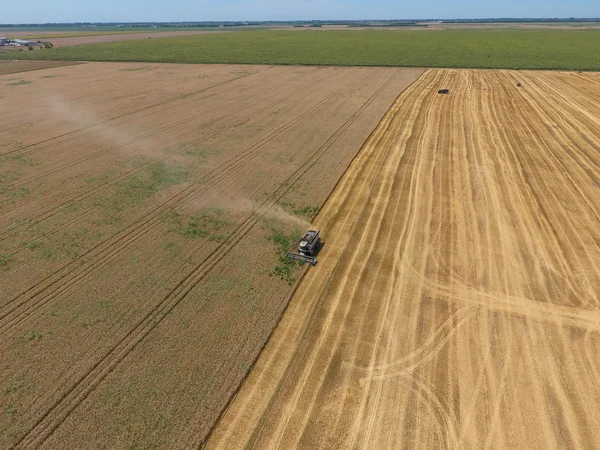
[12,69,399,450]
[0,68,311,222]
[0,70,262,158]
[360,71,459,450]
[0,70,372,327]
[191,71,406,447]
[329,71,455,450]
[205,71,432,450]
[332,75,448,449]
[373,71,464,449]
[1,68,305,192]
[206,69,600,450]
[235,72,443,450]
[488,74,599,307]
[508,73,600,217]
[0,69,332,246]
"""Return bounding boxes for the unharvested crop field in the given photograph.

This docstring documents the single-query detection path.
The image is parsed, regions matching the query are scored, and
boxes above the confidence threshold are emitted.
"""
[208,69,600,449]
[2,29,599,71]
[0,62,423,448]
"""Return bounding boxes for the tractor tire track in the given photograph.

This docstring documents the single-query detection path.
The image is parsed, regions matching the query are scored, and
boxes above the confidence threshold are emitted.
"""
[10,68,402,449]
[0,68,338,245]
[206,69,600,450]
[0,70,258,158]
[0,70,371,324]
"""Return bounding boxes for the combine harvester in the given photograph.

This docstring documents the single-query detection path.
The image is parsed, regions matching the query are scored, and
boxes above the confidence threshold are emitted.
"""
[286,230,320,266]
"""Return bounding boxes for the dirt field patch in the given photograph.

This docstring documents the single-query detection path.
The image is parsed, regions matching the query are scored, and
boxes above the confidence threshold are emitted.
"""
[0,62,423,448]
[208,69,600,449]
[0,60,83,76]
[34,30,225,48]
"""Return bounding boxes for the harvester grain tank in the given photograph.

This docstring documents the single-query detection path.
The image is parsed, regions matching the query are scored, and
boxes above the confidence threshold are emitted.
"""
[285,229,321,266]
[299,230,319,256]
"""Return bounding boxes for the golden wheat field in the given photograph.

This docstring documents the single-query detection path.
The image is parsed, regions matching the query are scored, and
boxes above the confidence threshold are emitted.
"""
[0,62,423,448]
[208,69,600,450]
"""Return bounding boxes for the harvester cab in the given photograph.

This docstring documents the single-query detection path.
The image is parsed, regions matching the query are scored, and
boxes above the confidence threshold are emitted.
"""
[285,229,321,266]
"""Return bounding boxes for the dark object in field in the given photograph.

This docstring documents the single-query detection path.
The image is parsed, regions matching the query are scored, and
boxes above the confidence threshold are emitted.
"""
[517,82,522,87]
[438,89,450,94]
[285,229,321,266]
[298,230,320,257]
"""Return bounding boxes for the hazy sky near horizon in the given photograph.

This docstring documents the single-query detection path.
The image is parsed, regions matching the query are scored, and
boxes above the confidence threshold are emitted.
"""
[1,0,598,24]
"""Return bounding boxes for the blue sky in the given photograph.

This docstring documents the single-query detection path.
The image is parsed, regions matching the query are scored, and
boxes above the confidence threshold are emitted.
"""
[1,0,598,24]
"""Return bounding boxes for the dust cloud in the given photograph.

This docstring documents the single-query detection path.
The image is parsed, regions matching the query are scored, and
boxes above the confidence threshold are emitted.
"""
[186,190,312,231]
[46,96,156,158]
[47,96,314,232]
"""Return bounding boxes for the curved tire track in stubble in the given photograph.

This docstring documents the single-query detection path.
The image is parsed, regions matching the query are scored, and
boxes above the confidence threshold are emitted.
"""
[202,71,431,450]
[358,69,462,450]
[321,69,459,450]
[0,69,373,321]
[206,70,600,450]
[205,70,448,450]
[0,69,342,248]
[10,69,403,450]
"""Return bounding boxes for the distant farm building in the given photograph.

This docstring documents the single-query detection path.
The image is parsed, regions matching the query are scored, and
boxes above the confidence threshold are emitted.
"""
[0,38,40,47]
[13,39,39,46]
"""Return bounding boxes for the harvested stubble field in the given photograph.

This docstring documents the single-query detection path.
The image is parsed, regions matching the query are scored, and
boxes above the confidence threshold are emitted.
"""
[208,69,600,449]
[0,62,424,448]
